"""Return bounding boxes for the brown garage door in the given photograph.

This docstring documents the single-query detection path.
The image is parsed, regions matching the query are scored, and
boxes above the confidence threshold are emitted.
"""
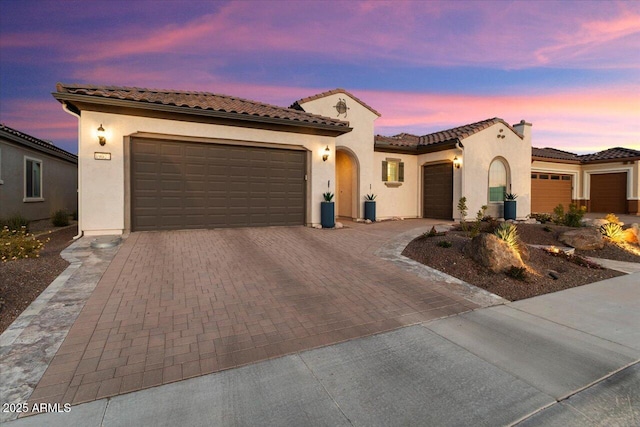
[423,162,453,220]
[131,138,306,231]
[531,173,573,213]
[590,172,627,213]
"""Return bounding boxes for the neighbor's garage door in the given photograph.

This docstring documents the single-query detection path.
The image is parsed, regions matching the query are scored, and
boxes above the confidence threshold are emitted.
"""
[590,172,627,213]
[131,138,306,231]
[531,173,573,213]
[423,162,453,220]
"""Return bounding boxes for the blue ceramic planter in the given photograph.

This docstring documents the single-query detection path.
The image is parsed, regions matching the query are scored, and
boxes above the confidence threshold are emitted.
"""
[321,202,335,228]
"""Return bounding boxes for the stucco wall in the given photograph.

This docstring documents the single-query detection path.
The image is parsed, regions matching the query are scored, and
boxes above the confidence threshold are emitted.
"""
[372,151,419,219]
[298,93,379,219]
[76,111,336,235]
[459,123,532,220]
[0,140,77,221]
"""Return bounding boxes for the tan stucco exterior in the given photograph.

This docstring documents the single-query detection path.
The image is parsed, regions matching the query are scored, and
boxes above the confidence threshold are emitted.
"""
[75,110,338,235]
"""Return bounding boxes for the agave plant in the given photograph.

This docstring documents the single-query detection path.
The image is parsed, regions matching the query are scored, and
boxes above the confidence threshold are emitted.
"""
[322,192,334,202]
[364,194,377,201]
[494,222,519,251]
[600,222,625,243]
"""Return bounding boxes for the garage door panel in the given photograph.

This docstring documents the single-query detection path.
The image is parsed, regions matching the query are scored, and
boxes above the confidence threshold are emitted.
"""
[132,138,306,231]
[590,173,626,213]
[531,173,573,213]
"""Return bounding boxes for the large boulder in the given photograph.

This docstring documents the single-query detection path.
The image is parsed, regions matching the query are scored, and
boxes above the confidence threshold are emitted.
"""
[559,227,604,250]
[465,233,525,273]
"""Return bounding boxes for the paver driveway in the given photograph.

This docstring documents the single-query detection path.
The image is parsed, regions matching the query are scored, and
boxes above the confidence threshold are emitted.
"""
[27,220,479,408]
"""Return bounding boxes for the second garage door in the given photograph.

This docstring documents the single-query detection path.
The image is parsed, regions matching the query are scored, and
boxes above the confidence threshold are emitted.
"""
[531,173,573,213]
[423,162,453,220]
[590,172,627,213]
[131,138,306,231]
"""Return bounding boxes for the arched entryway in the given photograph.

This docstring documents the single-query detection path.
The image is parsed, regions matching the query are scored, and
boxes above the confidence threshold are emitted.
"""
[336,148,359,219]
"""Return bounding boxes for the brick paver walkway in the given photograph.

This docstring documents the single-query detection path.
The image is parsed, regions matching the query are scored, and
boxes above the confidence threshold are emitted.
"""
[27,221,478,408]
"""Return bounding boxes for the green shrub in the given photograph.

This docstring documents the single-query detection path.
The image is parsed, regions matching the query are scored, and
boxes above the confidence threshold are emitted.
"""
[494,223,519,251]
[565,203,586,227]
[0,226,47,262]
[552,203,586,227]
[437,240,453,248]
[51,209,70,227]
[470,205,488,238]
[552,204,565,225]
[0,214,29,232]
[600,222,625,243]
[506,266,527,281]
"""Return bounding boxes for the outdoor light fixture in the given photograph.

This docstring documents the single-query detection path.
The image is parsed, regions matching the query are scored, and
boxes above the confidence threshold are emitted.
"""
[97,124,106,146]
[322,145,330,162]
[453,156,461,169]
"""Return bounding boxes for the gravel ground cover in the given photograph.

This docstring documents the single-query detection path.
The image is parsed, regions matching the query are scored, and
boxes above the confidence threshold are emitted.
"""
[0,226,77,333]
[403,223,638,301]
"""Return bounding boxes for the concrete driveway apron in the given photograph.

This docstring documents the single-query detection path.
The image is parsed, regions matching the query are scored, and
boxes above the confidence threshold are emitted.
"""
[23,220,480,410]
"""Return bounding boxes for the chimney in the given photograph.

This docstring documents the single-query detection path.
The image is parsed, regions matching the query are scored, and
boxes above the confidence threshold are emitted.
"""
[513,119,532,147]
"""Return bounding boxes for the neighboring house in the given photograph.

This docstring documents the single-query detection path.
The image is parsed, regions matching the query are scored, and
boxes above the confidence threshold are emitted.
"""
[0,124,78,222]
[531,147,640,215]
[53,84,534,235]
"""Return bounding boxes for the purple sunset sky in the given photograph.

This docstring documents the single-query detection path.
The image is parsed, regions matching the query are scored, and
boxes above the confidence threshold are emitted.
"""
[1,0,638,155]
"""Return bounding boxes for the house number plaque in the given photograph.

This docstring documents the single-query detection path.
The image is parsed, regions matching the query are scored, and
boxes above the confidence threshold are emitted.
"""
[94,152,111,160]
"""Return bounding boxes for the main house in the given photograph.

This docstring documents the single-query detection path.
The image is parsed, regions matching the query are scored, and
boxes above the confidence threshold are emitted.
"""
[0,124,78,222]
[51,84,635,236]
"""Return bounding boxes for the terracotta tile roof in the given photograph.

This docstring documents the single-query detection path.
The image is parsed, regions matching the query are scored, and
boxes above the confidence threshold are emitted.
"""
[533,146,640,164]
[418,118,522,146]
[578,147,640,162]
[375,118,521,152]
[532,147,580,161]
[0,123,77,163]
[54,83,349,129]
[291,88,381,117]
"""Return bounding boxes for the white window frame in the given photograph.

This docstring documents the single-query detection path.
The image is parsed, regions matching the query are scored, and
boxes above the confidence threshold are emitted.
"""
[24,156,44,202]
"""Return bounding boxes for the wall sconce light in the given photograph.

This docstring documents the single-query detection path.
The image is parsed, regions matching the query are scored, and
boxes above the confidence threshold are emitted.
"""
[453,156,461,169]
[322,145,330,162]
[97,124,106,146]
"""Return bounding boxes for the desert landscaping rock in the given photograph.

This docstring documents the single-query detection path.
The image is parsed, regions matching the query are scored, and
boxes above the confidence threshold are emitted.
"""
[464,233,524,273]
[559,227,605,250]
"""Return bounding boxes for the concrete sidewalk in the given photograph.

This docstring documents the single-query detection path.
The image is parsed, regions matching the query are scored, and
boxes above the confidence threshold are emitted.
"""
[6,272,639,426]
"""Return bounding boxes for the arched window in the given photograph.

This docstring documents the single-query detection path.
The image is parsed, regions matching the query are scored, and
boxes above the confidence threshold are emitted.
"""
[489,159,508,202]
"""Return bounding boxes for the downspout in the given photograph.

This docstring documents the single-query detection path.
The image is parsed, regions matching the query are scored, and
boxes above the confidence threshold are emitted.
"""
[455,141,464,219]
[61,102,83,240]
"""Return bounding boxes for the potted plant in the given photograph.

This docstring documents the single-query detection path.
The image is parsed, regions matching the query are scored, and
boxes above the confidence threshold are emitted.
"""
[321,192,335,228]
[364,194,376,222]
[504,193,518,220]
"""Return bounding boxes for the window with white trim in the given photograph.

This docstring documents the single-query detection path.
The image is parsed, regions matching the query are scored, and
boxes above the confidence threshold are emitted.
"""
[24,156,43,200]
[488,159,508,202]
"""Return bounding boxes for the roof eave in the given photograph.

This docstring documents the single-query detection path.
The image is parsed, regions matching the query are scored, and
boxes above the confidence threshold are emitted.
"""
[53,92,352,137]
[531,156,580,165]
[0,128,77,164]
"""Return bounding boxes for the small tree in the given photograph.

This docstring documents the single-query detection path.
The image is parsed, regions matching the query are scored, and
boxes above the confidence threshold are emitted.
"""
[457,197,468,233]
